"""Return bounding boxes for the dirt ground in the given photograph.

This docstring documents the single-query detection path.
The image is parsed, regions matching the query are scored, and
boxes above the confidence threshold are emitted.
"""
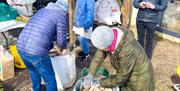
[152,35,180,91]
[0,32,179,91]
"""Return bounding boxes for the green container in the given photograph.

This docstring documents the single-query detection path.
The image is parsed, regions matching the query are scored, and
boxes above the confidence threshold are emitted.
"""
[81,67,109,77]
[0,3,17,22]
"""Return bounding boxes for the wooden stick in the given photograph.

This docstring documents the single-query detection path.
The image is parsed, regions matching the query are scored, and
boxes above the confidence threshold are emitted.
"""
[69,0,76,47]
[121,0,132,30]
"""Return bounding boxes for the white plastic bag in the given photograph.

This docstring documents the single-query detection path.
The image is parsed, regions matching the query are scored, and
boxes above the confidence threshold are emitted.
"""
[94,0,121,25]
[51,50,76,90]
[73,26,92,39]
[7,0,36,5]
[6,0,36,16]
[0,45,14,81]
[13,5,34,16]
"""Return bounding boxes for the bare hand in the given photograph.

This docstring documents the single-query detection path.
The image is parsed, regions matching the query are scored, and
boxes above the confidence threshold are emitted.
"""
[61,49,70,55]
[145,1,155,9]
[140,1,147,9]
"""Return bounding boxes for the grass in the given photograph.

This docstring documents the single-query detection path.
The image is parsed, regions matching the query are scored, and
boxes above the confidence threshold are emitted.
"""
[0,88,3,91]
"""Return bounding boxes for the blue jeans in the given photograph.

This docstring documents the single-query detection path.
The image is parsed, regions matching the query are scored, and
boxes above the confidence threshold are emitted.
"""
[18,50,57,91]
[136,21,157,59]
[78,36,90,54]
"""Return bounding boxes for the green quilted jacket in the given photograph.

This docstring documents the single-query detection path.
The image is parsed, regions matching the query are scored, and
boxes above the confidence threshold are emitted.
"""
[88,28,154,91]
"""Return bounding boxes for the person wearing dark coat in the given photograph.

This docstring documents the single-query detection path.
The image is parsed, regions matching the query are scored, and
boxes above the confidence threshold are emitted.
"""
[133,0,168,59]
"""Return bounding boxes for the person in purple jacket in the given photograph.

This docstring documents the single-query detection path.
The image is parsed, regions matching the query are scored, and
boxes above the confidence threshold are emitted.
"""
[16,0,69,91]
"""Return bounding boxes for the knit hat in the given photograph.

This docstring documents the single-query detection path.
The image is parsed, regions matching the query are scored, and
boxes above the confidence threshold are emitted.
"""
[91,26,114,49]
[55,0,69,12]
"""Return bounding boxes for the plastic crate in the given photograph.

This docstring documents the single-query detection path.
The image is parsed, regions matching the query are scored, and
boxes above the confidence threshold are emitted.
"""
[0,3,17,22]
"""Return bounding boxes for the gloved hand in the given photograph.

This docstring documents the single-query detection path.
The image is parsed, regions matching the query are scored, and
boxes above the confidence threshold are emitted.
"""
[91,80,100,88]
[82,73,94,88]
[73,26,85,36]
[73,26,92,39]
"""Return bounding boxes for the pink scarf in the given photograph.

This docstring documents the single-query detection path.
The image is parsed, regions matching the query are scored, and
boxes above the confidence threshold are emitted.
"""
[108,29,118,53]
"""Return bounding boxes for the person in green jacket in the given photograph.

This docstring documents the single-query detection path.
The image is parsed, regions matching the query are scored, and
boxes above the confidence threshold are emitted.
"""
[83,25,154,91]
